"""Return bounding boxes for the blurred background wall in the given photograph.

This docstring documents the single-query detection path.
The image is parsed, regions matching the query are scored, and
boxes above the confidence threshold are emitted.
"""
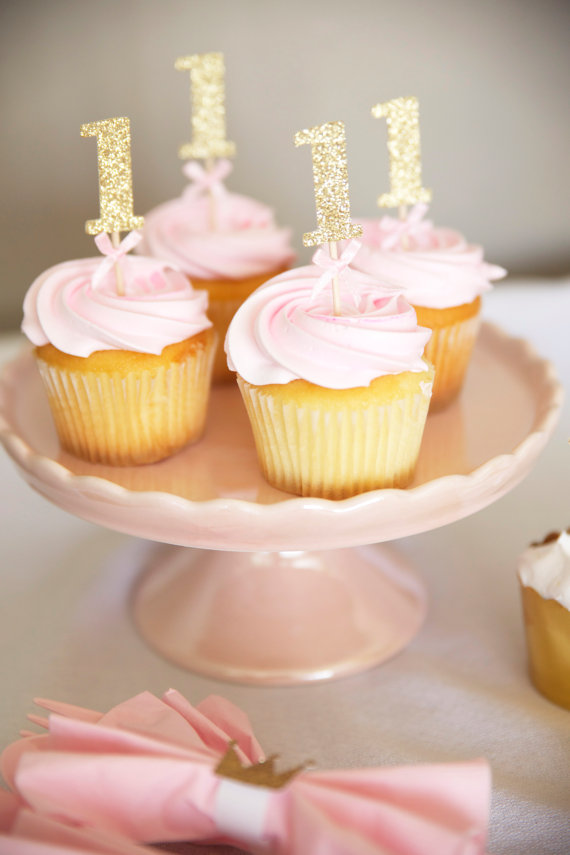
[1,0,569,331]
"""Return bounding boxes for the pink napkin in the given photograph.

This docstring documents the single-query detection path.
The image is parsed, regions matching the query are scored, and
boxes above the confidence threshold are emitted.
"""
[2,690,492,854]
[0,789,153,854]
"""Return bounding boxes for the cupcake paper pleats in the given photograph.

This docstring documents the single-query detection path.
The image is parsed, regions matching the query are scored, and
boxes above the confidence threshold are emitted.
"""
[415,301,481,409]
[237,368,434,499]
[36,330,215,466]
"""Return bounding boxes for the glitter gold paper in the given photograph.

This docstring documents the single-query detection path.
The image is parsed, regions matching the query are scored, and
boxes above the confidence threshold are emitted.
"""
[294,120,362,247]
[216,742,306,789]
[175,52,236,161]
[372,96,432,209]
[81,117,144,236]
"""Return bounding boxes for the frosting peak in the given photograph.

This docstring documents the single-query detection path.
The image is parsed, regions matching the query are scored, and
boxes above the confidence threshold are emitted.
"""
[225,264,431,389]
[352,206,506,309]
[518,529,570,609]
[138,162,295,280]
[22,254,212,357]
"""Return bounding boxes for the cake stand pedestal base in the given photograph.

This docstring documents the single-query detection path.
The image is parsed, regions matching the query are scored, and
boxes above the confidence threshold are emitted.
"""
[131,544,426,685]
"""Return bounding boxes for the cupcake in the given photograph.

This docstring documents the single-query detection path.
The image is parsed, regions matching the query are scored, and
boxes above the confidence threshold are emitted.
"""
[351,204,506,409]
[225,250,434,500]
[518,528,570,710]
[22,235,215,466]
[139,160,295,383]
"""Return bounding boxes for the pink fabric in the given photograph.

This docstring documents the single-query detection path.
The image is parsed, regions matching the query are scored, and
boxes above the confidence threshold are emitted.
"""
[312,240,362,298]
[1,690,492,854]
[375,203,433,250]
[92,232,143,289]
[0,790,152,854]
[182,158,233,203]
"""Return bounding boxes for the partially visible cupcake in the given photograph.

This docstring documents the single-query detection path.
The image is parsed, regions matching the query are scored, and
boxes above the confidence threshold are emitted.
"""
[351,205,506,409]
[518,528,570,710]
[226,250,434,499]
[139,160,295,382]
[22,236,215,466]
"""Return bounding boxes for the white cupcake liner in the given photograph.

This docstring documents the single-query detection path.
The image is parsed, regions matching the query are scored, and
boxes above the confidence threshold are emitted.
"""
[238,375,433,499]
[38,343,214,465]
[425,313,481,408]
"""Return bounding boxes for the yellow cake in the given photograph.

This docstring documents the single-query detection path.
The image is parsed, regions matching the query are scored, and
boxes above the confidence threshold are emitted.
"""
[226,265,433,500]
[35,331,215,466]
[22,255,215,466]
[237,368,434,499]
[414,297,481,410]
[139,165,295,383]
[190,269,287,382]
[352,210,506,409]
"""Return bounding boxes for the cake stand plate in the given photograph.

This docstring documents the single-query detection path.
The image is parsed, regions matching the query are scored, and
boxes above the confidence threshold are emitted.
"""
[0,323,562,683]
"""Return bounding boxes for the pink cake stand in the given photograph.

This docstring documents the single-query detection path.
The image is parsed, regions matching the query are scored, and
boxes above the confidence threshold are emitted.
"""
[0,324,562,684]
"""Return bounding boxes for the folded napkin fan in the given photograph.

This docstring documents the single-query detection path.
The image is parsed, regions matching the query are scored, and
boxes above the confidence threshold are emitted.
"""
[0,789,154,854]
[1,690,492,855]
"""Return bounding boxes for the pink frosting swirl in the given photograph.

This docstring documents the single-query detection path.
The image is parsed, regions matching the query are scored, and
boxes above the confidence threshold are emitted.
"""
[225,265,431,389]
[22,255,212,357]
[139,187,295,280]
[352,207,506,309]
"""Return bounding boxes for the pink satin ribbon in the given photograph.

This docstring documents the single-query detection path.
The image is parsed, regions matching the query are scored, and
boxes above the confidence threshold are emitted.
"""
[311,239,362,299]
[0,690,493,855]
[92,231,143,289]
[378,203,432,250]
[182,158,233,203]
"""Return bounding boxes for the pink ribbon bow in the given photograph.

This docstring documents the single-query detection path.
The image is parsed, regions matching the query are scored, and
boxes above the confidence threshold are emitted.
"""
[182,158,233,203]
[92,231,142,290]
[379,203,432,250]
[1,690,492,855]
[311,240,362,300]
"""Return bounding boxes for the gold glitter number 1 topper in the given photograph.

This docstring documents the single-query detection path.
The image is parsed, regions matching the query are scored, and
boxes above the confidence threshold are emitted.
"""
[175,52,236,161]
[372,96,432,209]
[80,117,144,235]
[294,121,362,247]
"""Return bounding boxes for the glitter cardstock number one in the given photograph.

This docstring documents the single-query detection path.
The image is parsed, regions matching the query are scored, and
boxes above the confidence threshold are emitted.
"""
[294,120,362,248]
[372,96,432,209]
[80,117,144,236]
[175,52,236,161]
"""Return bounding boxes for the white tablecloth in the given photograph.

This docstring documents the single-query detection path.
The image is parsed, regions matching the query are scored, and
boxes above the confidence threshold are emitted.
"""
[0,279,569,855]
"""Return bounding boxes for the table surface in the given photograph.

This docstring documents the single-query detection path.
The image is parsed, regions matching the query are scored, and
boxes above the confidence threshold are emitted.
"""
[0,279,569,855]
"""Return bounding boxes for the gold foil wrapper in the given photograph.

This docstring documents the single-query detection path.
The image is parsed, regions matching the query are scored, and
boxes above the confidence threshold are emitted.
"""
[520,583,570,710]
